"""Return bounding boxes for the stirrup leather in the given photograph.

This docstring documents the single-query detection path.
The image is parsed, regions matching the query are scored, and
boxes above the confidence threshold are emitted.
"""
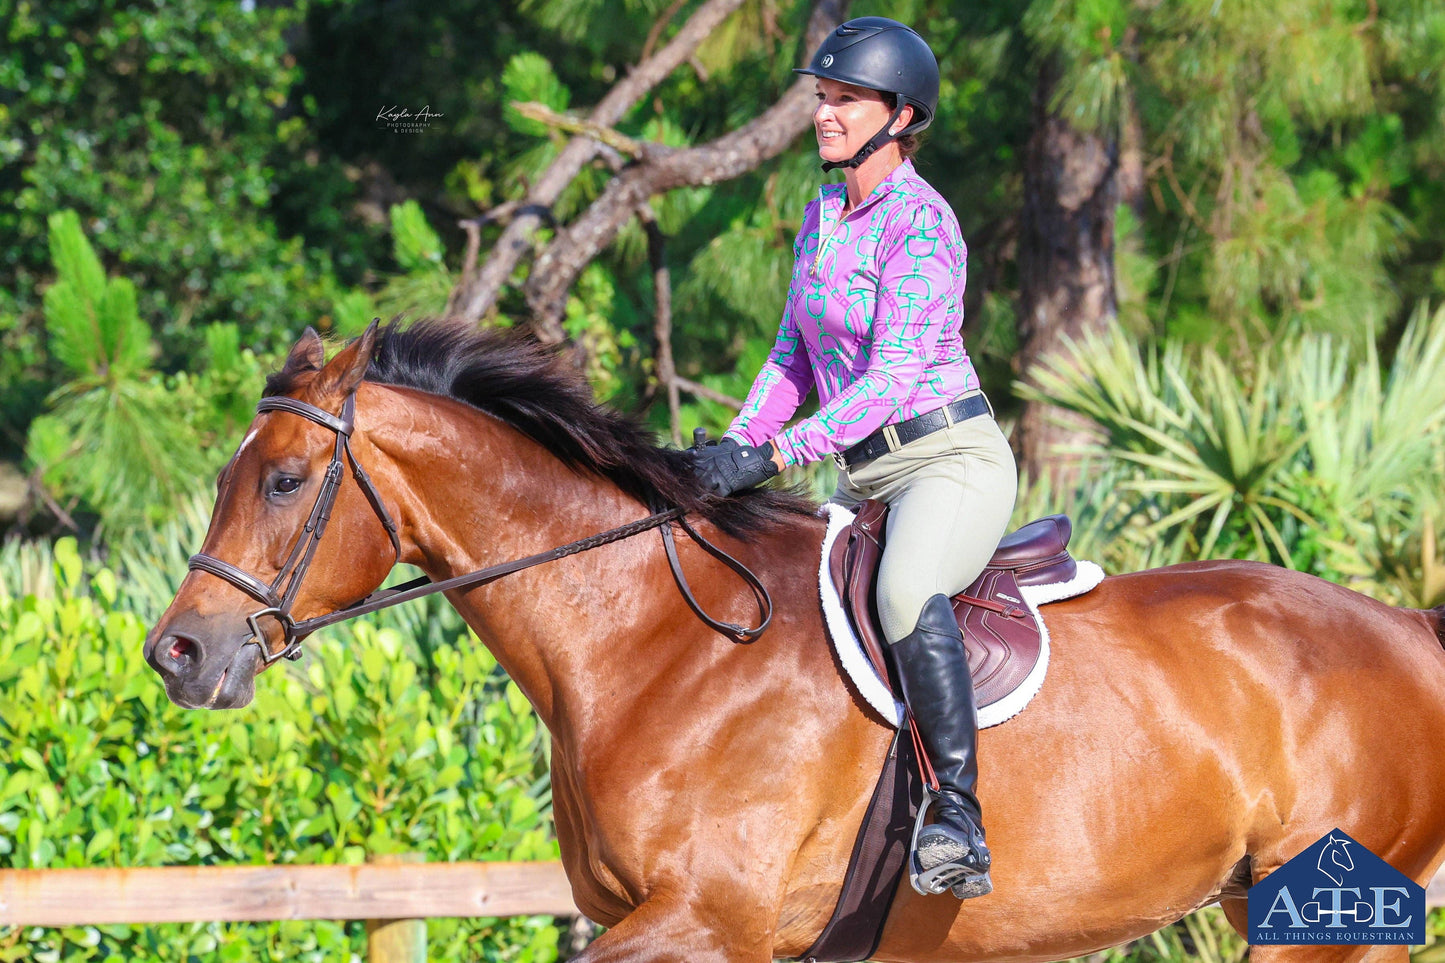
[908,788,994,898]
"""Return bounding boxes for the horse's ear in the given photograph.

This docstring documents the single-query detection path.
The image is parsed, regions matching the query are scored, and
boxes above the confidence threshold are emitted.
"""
[281,327,326,377]
[317,319,379,399]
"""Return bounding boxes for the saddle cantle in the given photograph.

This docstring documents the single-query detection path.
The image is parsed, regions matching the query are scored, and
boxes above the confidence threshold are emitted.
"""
[826,499,1078,715]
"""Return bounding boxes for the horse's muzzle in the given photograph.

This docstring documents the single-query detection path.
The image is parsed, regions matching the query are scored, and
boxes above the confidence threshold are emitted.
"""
[145,612,261,710]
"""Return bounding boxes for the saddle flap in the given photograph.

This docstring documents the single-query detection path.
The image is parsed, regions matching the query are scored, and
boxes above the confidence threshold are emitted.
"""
[836,500,1060,714]
[837,503,891,686]
[953,568,1040,706]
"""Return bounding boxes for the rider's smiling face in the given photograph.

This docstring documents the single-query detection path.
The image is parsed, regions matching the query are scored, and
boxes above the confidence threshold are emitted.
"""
[812,79,907,167]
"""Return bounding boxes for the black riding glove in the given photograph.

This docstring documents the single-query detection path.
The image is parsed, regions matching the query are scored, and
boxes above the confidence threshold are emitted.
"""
[690,435,781,496]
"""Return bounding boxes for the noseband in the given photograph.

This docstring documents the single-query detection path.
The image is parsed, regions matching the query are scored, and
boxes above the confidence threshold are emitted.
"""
[187,392,771,666]
[188,394,401,665]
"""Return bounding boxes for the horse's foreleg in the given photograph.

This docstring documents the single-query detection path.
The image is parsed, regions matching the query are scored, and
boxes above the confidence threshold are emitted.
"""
[569,895,774,963]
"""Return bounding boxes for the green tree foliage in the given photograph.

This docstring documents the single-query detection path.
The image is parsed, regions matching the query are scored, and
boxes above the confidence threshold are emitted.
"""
[26,212,204,531]
[25,213,265,532]
[372,201,453,322]
[1013,0,1445,347]
[0,0,369,449]
[4,0,1445,567]
[0,542,559,962]
[39,212,151,381]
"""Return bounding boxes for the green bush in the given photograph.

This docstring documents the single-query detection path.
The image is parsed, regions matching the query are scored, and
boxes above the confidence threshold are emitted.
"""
[1019,303,1445,602]
[0,540,559,962]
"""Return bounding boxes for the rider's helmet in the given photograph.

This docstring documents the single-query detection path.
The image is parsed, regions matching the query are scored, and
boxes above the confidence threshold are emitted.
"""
[795,17,940,170]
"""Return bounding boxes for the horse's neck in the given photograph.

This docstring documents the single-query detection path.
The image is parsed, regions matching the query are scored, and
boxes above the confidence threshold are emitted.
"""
[372,390,733,741]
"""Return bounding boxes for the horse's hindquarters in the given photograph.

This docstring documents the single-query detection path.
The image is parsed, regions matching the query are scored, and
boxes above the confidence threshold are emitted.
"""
[867,563,1445,962]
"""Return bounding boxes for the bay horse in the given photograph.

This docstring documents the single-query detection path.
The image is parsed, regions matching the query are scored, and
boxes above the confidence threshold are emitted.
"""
[146,321,1445,963]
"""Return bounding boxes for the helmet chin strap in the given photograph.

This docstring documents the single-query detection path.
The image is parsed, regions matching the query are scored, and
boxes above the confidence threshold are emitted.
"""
[821,104,907,173]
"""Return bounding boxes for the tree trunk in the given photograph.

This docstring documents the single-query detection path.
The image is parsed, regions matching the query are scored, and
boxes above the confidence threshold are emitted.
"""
[1015,59,1120,485]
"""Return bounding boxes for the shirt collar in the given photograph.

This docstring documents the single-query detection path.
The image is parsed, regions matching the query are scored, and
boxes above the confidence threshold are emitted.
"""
[817,158,917,225]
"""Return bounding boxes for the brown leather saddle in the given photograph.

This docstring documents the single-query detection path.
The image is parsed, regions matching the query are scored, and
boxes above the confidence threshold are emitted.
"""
[827,499,1078,714]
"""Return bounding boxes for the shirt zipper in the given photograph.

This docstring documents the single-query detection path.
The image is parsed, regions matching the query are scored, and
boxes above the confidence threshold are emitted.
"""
[811,202,853,278]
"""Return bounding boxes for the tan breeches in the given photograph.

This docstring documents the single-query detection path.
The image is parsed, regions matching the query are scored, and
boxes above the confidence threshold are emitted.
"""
[831,413,1018,643]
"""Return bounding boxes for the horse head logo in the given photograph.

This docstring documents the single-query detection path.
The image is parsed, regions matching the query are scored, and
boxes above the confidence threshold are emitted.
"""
[1317,833,1356,886]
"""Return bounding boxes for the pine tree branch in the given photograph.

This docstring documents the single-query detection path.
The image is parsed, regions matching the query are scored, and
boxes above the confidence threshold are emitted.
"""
[522,0,850,334]
[520,84,813,329]
[509,102,663,160]
[636,202,746,426]
[446,0,749,328]
[27,468,79,532]
[445,219,484,319]
[673,377,744,409]
[641,0,690,62]
[446,201,553,318]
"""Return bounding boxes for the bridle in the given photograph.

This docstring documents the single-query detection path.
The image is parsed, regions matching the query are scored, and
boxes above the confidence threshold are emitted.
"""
[188,394,401,665]
[187,391,772,666]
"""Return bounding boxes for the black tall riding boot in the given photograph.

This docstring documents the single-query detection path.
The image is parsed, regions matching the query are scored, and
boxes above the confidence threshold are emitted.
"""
[890,593,993,899]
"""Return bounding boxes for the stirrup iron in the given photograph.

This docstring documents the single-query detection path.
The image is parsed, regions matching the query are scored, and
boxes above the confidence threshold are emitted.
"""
[908,788,994,899]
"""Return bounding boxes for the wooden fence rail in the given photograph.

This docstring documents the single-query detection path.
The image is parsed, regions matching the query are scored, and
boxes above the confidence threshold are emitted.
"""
[0,859,577,927]
[3,860,1445,955]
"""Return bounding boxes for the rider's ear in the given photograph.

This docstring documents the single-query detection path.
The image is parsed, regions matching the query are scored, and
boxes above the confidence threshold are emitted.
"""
[280,327,326,379]
[317,319,379,400]
[890,104,914,136]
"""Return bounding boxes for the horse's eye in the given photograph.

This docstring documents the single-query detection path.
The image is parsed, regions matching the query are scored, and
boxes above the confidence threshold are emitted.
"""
[269,476,303,498]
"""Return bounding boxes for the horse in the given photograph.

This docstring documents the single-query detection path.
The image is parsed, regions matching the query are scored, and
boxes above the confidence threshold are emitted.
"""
[146,320,1445,963]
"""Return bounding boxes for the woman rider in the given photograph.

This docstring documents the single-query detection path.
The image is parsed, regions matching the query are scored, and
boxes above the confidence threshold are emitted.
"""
[690,17,1017,900]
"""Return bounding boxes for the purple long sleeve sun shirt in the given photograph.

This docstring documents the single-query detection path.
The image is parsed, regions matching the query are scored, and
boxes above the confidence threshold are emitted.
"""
[725,159,980,466]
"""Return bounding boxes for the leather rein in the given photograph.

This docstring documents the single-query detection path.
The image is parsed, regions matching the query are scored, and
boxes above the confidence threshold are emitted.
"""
[188,393,773,666]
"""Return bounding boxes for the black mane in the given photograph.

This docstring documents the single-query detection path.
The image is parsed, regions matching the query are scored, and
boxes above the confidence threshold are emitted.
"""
[269,320,814,536]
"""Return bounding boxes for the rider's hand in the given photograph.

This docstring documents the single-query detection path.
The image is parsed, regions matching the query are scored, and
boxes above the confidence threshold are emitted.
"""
[689,435,781,496]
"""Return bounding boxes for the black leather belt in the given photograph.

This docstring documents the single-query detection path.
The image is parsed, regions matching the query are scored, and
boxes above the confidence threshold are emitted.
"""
[837,394,992,471]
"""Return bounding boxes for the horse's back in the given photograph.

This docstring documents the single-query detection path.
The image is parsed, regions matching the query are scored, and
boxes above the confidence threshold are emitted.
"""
[1055,558,1441,672]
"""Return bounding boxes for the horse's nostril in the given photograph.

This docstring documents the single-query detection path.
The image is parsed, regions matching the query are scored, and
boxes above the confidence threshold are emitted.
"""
[166,634,201,668]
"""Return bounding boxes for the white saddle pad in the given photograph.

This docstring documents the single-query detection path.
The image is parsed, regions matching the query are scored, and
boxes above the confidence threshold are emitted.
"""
[817,504,1105,729]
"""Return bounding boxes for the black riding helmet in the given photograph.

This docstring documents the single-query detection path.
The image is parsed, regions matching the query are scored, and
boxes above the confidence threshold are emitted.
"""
[796,16,941,171]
